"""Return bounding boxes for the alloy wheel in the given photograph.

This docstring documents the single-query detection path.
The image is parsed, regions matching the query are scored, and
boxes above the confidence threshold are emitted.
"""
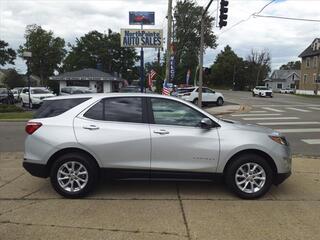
[57,161,89,193]
[234,162,266,194]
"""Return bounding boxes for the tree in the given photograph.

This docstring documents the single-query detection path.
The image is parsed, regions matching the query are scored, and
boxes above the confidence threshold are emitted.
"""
[246,49,271,87]
[0,40,16,66]
[280,61,301,70]
[209,45,245,89]
[18,24,66,86]
[173,0,217,84]
[3,69,25,88]
[63,30,138,80]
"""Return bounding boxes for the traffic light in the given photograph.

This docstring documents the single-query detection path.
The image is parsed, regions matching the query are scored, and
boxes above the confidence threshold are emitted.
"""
[219,0,229,29]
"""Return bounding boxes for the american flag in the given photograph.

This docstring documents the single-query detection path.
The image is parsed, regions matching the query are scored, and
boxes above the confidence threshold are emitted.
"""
[162,80,171,95]
[148,69,156,88]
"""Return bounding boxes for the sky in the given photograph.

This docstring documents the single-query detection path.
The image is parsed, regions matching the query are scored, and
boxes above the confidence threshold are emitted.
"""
[0,0,320,74]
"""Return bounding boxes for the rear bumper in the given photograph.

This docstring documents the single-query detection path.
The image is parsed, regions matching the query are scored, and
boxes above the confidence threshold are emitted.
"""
[274,171,291,185]
[23,161,49,178]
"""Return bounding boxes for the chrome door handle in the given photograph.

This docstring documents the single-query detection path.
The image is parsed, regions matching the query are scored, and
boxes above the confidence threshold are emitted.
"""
[83,125,100,130]
[153,130,170,135]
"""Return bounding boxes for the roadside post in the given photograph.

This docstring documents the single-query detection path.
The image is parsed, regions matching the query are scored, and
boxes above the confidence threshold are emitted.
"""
[23,51,32,109]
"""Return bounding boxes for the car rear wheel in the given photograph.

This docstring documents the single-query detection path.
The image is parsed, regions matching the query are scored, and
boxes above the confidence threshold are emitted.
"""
[50,153,99,198]
[225,153,274,199]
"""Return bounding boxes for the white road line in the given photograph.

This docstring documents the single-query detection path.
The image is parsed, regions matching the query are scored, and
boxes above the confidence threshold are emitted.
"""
[276,128,320,133]
[243,117,299,121]
[257,121,320,126]
[252,104,320,107]
[249,110,267,113]
[302,139,320,145]
[286,107,311,112]
[309,107,320,110]
[262,107,285,112]
[231,113,281,117]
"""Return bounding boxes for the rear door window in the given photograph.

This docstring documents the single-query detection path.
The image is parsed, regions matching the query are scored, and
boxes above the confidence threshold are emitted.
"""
[84,97,144,123]
[34,98,90,118]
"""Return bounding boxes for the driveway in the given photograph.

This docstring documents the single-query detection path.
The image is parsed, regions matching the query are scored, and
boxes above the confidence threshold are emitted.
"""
[0,152,319,240]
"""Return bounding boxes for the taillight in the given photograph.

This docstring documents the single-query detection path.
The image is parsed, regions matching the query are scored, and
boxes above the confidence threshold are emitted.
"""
[25,122,42,135]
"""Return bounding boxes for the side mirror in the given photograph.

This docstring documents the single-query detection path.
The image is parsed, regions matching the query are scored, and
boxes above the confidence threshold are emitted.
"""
[200,118,213,129]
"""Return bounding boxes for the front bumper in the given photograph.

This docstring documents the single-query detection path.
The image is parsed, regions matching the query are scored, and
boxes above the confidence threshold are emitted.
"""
[23,161,49,178]
[274,171,291,185]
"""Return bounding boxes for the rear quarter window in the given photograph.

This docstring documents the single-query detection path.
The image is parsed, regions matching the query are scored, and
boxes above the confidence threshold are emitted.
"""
[34,98,90,118]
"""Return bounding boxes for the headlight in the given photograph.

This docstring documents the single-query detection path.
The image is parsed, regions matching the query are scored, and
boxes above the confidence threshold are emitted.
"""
[269,136,288,146]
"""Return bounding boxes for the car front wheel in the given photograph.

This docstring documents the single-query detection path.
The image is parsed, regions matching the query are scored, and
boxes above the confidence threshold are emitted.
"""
[216,97,224,106]
[225,153,273,199]
[50,153,99,198]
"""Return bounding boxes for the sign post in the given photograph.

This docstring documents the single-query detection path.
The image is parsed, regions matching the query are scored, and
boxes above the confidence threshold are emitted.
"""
[127,11,157,93]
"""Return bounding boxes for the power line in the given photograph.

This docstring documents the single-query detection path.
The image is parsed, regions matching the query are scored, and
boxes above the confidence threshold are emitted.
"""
[253,14,320,22]
[218,0,276,35]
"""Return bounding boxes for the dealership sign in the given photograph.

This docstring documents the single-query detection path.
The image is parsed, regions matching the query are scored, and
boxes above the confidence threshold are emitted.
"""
[121,29,163,48]
[129,12,155,25]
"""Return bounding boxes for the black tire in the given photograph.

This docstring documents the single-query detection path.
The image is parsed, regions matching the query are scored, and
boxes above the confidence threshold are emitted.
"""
[193,98,199,105]
[50,152,99,198]
[216,97,224,106]
[225,153,274,199]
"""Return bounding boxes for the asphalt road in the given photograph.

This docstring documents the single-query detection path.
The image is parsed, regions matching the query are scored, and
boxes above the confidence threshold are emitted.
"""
[219,90,320,157]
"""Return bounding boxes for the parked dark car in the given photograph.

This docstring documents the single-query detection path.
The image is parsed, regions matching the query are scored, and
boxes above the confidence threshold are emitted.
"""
[0,88,14,104]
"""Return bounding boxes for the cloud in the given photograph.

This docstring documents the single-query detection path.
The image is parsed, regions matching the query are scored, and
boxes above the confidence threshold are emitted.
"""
[0,0,319,74]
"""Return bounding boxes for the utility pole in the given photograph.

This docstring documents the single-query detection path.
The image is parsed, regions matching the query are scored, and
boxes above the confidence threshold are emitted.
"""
[198,0,214,108]
[165,0,173,83]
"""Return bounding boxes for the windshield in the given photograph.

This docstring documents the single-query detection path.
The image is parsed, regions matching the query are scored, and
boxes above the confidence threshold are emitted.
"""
[31,89,51,94]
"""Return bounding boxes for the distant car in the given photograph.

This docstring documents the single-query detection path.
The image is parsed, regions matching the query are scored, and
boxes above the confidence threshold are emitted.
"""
[178,87,224,106]
[280,88,294,94]
[0,88,14,104]
[252,86,273,97]
[60,87,94,95]
[20,87,56,108]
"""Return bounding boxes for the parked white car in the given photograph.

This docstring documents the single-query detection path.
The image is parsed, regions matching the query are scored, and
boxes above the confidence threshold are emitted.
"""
[20,87,56,108]
[178,87,224,106]
[252,86,273,97]
[280,88,294,94]
[60,86,93,95]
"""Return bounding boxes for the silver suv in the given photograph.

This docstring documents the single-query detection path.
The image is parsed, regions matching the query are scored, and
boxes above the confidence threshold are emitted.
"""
[23,93,291,199]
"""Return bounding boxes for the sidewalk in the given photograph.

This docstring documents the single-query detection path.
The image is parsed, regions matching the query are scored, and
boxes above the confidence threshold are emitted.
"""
[0,152,319,240]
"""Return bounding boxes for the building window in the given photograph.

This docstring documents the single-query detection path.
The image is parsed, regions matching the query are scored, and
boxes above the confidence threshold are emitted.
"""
[277,83,282,89]
[306,58,311,68]
[314,56,318,68]
[303,74,308,82]
[292,75,295,80]
[290,84,295,89]
[314,74,317,83]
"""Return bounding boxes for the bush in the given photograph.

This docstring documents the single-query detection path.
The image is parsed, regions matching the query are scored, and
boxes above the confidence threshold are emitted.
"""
[0,104,25,113]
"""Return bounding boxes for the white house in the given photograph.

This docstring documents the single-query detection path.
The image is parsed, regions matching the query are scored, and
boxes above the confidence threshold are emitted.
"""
[263,70,300,92]
[49,68,122,93]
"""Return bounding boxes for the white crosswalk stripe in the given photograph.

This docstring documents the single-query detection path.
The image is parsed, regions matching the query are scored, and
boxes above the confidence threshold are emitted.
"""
[276,128,320,133]
[309,107,320,111]
[302,139,320,144]
[243,117,299,121]
[286,107,311,112]
[231,113,281,117]
[257,121,320,126]
[262,107,285,112]
[249,110,267,113]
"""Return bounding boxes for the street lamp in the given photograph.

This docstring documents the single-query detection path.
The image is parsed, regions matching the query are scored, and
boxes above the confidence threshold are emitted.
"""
[23,51,32,109]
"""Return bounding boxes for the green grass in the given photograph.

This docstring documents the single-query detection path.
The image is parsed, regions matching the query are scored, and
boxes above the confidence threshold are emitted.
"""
[0,112,34,120]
